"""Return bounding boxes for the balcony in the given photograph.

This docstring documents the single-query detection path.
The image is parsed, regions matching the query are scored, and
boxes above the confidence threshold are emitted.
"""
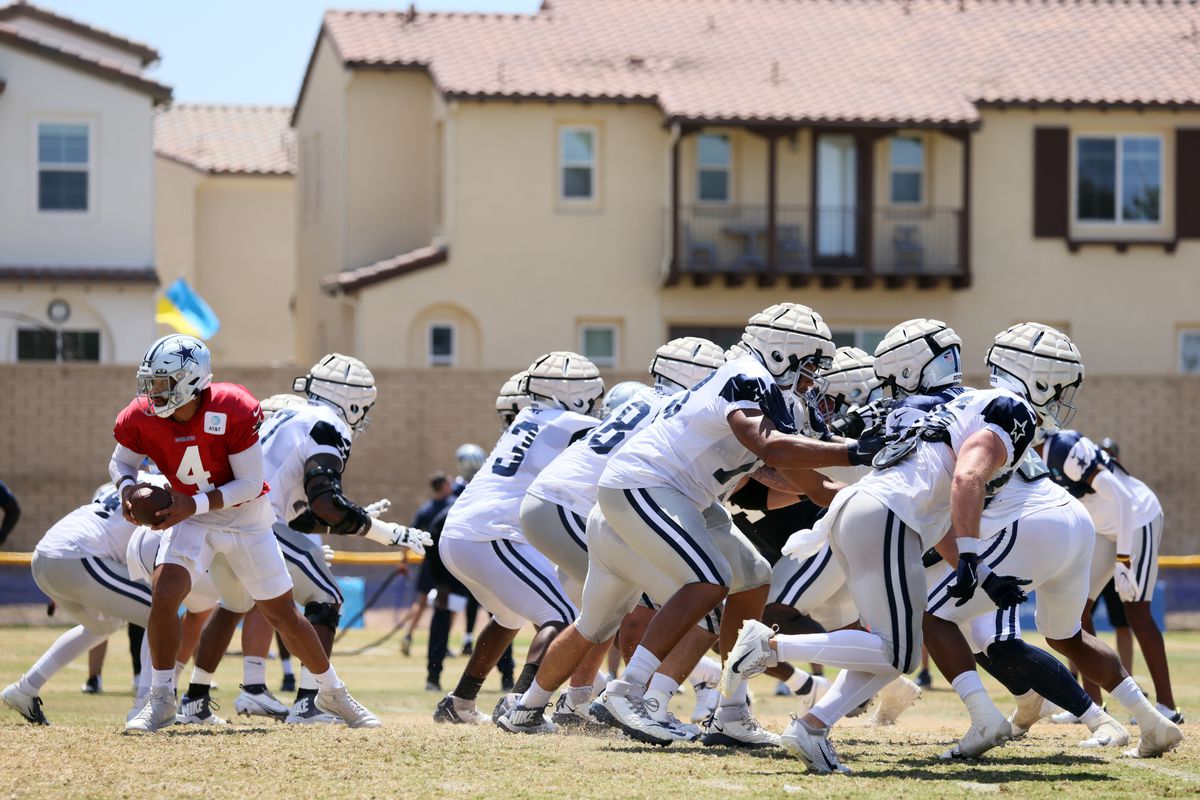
[671,204,968,289]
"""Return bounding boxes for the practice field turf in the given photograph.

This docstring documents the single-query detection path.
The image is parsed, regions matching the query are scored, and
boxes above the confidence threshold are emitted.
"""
[0,626,1196,799]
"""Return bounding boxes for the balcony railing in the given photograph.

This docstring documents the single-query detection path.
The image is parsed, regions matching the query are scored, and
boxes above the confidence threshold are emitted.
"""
[673,204,966,286]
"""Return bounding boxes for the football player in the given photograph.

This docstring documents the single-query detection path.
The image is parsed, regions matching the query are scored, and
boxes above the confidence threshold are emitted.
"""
[1043,428,1180,722]
[433,353,603,725]
[111,335,377,731]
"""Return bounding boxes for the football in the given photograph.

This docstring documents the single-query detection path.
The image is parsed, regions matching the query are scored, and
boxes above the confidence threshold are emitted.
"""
[127,484,173,526]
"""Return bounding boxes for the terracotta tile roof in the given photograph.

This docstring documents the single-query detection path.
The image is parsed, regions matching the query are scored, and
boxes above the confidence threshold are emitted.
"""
[0,265,158,284]
[0,1,160,65]
[0,19,170,104]
[155,105,296,176]
[311,0,1200,127]
[321,244,449,294]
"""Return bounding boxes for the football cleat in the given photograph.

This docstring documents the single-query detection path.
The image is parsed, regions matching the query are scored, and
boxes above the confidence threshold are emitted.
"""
[492,692,520,724]
[234,684,288,721]
[2,683,49,725]
[176,694,227,725]
[940,716,1012,760]
[315,685,380,728]
[701,705,780,749]
[285,695,339,724]
[124,686,177,733]
[497,703,558,735]
[691,683,721,724]
[1008,691,1045,738]
[1079,716,1130,749]
[643,694,700,742]
[433,693,489,725]
[1155,703,1185,725]
[781,715,851,775]
[720,619,778,698]
[425,681,442,692]
[867,676,921,726]
[1050,709,1083,725]
[1124,717,1183,758]
[552,693,605,730]
[798,675,832,713]
[80,676,102,694]
[400,635,412,657]
[589,684,676,746]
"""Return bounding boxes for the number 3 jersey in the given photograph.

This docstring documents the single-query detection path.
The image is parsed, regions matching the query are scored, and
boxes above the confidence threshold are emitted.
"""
[528,385,672,519]
[441,406,596,544]
[600,354,799,508]
[258,400,354,527]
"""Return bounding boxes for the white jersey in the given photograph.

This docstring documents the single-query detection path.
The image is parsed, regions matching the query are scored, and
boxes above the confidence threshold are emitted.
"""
[35,472,166,561]
[854,387,1038,547]
[978,452,1076,537]
[442,405,597,543]
[529,385,674,518]
[258,400,353,526]
[1083,468,1162,540]
[601,354,800,508]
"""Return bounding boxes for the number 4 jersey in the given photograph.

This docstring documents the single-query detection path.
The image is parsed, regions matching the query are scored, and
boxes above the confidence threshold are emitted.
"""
[441,406,596,544]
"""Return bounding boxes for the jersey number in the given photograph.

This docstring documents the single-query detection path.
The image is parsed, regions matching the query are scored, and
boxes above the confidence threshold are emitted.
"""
[588,401,651,455]
[259,409,295,444]
[492,421,539,477]
[176,445,214,493]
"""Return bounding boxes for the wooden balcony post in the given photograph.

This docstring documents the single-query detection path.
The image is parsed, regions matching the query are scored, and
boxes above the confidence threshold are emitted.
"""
[667,128,682,286]
[949,128,973,289]
[763,133,778,287]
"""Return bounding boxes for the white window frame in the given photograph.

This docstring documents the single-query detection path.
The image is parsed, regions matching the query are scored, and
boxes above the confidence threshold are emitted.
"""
[35,119,93,215]
[696,133,732,204]
[830,327,889,353]
[559,125,597,202]
[427,322,456,367]
[1073,133,1164,226]
[1179,328,1200,375]
[888,136,924,206]
[579,323,618,368]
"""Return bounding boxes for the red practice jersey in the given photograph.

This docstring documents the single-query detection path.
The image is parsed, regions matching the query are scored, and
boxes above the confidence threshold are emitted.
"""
[114,383,269,500]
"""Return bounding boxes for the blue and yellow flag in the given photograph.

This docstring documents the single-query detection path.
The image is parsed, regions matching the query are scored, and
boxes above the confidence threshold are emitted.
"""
[156,278,220,340]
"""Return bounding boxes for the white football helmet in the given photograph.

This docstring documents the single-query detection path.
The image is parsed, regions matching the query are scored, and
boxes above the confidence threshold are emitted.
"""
[260,392,310,418]
[818,347,884,418]
[601,381,651,419]
[522,351,606,417]
[738,303,835,390]
[496,371,532,427]
[455,443,486,481]
[873,318,962,397]
[293,353,377,437]
[136,334,213,418]
[987,323,1084,430]
[649,336,726,393]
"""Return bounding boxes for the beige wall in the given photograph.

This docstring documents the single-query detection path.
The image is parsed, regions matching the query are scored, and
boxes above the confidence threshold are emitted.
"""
[1,365,1196,557]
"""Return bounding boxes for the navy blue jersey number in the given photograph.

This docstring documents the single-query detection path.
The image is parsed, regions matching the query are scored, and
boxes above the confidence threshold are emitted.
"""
[492,421,541,477]
[588,401,651,455]
[92,486,121,519]
[260,409,297,444]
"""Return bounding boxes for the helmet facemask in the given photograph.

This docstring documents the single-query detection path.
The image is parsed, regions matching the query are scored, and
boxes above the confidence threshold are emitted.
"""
[919,344,962,394]
[136,334,212,418]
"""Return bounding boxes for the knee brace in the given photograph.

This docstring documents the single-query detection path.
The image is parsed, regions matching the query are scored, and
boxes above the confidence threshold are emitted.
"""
[304,601,341,630]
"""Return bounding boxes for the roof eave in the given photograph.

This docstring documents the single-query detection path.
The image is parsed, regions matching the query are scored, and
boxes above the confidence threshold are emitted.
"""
[321,244,449,295]
[0,2,160,65]
[154,152,295,177]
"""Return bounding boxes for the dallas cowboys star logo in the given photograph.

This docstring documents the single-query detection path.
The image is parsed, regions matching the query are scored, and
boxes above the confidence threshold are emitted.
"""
[1010,418,1027,441]
[172,341,199,368]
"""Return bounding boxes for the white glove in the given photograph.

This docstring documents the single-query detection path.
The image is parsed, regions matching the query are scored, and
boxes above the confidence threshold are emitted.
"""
[1114,561,1139,602]
[363,518,433,555]
[782,528,827,562]
[364,498,391,518]
[321,544,336,566]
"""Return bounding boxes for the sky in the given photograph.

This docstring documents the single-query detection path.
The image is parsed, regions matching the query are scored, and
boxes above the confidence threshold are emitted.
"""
[33,0,540,106]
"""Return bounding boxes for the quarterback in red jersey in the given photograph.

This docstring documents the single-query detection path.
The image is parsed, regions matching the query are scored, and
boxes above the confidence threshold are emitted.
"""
[110,333,378,732]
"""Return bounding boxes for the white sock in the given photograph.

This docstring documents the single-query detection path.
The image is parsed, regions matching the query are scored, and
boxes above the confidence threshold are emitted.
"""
[299,667,318,692]
[313,666,343,690]
[720,680,749,708]
[786,669,814,694]
[243,656,267,686]
[151,668,176,690]
[775,631,895,673]
[189,666,214,687]
[622,646,661,689]
[810,670,894,728]
[567,683,593,707]
[647,673,679,696]
[1080,703,1108,729]
[18,625,105,693]
[688,656,722,689]
[174,661,187,685]
[519,679,553,709]
[1110,676,1160,729]
[952,670,1002,725]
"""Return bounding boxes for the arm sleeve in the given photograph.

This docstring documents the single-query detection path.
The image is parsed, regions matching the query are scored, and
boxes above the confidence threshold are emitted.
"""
[109,444,145,486]
[220,442,266,508]
[1091,468,1135,555]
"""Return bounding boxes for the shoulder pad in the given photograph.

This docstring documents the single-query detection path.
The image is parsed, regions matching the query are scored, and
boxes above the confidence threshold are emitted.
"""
[980,394,1037,460]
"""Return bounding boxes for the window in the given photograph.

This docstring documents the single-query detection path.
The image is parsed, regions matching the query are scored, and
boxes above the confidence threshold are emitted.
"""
[889,136,923,205]
[559,126,596,200]
[1180,329,1200,374]
[580,324,617,368]
[831,327,888,354]
[428,324,455,367]
[38,123,89,211]
[16,329,100,361]
[1076,135,1162,224]
[667,325,742,351]
[697,134,731,202]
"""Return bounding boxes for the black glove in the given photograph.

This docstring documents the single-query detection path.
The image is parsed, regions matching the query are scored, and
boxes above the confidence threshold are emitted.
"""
[846,428,887,467]
[946,553,981,606]
[981,572,1032,609]
[828,409,866,439]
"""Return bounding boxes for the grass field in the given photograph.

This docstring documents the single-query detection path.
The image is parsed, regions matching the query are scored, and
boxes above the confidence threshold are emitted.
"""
[0,625,1197,799]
